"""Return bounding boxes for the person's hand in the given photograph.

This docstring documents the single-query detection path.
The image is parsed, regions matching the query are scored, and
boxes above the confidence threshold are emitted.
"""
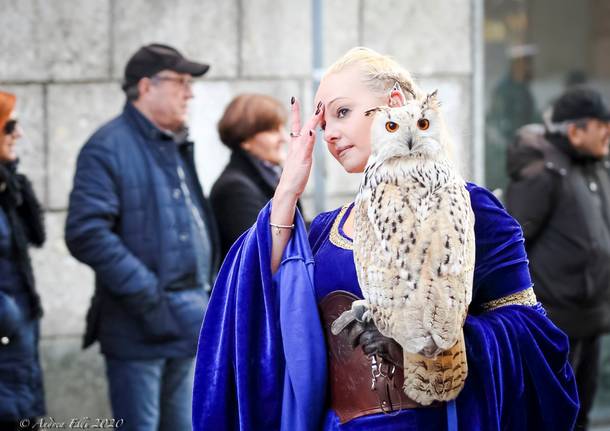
[275,98,324,200]
[342,318,403,368]
[358,325,403,368]
[269,98,324,273]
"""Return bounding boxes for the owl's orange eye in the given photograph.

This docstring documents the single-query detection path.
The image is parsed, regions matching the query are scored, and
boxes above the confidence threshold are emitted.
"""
[417,118,430,130]
[385,121,399,132]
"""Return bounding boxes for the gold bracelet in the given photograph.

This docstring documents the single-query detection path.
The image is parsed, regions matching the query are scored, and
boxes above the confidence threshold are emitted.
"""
[270,222,295,235]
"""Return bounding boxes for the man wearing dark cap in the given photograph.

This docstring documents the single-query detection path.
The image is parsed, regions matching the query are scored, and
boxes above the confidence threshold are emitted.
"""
[65,43,220,431]
[506,86,610,430]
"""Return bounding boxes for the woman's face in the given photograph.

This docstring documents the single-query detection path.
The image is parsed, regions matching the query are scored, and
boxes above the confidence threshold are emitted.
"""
[241,125,288,166]
[315,67,385,173]
[0,115,21,163]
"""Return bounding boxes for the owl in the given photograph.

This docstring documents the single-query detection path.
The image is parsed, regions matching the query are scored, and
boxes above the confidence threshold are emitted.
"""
[332,85,475,406]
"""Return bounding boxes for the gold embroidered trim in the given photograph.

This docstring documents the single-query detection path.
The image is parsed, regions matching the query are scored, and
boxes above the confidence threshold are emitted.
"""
[329,204,354,250]
[480,287,538,312]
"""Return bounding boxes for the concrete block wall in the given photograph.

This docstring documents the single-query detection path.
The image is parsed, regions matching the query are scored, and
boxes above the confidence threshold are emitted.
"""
[0,0,477,419]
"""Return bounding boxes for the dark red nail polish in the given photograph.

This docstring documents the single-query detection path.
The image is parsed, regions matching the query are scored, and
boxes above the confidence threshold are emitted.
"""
[309,130,313,136]
[290,96,295,105]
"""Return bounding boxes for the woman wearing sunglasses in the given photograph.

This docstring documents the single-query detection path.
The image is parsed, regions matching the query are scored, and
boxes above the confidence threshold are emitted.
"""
[0,91,46,430]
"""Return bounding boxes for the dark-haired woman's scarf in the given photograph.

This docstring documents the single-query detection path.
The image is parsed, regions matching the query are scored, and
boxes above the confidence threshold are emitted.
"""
[0,161,45,319]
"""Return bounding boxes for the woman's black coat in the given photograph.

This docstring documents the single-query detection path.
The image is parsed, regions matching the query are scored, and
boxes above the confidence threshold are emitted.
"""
[210,149,286,259]
[0,161,46,421]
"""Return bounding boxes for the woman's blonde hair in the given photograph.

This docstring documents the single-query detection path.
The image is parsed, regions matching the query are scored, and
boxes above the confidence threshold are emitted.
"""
[324,47,420,98]
[326,47,460,168]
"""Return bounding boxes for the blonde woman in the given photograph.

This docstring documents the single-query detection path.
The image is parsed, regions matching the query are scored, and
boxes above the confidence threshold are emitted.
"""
[193,48,578,431]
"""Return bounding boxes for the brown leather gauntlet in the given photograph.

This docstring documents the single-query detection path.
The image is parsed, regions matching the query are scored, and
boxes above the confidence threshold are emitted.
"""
[319,290,439,424]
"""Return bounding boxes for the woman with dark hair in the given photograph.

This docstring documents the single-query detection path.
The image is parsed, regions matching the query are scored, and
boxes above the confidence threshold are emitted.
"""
[0,91,46,430]
[211,93,290,258]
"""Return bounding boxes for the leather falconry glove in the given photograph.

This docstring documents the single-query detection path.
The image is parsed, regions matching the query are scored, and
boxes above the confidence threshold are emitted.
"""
[339,317,403,369]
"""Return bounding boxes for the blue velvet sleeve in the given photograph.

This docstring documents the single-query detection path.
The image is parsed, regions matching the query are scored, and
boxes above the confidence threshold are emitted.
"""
[192,201,327,431]
[468,184,533,307]
[456,184,579,430]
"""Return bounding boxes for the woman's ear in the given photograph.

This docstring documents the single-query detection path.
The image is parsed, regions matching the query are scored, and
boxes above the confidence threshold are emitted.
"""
[388,82,406,108]
[241,140,252,151]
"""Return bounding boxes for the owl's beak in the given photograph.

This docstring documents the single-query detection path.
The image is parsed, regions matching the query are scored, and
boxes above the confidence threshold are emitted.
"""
[407,138,413,150]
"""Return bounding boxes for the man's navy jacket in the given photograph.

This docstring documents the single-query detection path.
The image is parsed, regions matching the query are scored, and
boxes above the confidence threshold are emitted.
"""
[65,102,220,359]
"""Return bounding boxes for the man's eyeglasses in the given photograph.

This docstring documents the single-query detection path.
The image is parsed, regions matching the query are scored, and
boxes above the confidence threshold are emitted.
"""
[151,75,194,89]
[3,119,17,135]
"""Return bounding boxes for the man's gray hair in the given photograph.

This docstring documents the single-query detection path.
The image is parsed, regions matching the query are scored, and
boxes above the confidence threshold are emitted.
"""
[124,84,140,102]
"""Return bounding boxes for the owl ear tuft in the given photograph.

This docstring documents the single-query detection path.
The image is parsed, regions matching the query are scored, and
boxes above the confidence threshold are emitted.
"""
[364,107,382,117]
[388,82,407,108]
[364,106,392,117]
[424,90,441,108]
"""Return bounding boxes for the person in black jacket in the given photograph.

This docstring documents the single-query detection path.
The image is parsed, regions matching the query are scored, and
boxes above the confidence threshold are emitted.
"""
[211,94,291,258]
[0,91,46,430]
[506,87,610,431]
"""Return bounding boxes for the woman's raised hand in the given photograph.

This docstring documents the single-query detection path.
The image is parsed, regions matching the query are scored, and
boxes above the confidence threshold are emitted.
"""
[270,98,324,273]
[276,98,324,199]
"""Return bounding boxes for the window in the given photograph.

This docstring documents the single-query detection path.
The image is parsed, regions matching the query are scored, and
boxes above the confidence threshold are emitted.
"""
[484,0,610,426]
[484,0,610,194]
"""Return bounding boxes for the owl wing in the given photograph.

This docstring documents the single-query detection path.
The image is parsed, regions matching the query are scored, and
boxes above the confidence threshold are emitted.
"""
[353,188,395,302]
[354,180,419,336]
[426,183,475,284]
[362,180,419,278]
[414,182,475,349]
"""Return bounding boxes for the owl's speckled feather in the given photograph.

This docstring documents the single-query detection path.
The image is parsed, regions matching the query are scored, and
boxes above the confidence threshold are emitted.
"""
[353,89,475,405]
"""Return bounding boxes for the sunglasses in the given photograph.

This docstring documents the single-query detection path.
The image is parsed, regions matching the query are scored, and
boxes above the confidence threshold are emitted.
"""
[3,119,17,135]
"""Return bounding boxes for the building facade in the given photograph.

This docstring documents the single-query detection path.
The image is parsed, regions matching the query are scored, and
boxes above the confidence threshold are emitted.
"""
[2,0,609,424]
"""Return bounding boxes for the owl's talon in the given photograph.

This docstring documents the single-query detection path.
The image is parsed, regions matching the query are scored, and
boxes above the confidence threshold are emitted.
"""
[331,310,357,335]
[350,300,369,321]
[330,300,370,335]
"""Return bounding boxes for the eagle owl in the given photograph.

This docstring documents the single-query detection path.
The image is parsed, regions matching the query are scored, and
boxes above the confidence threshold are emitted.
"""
[334,85,475,406]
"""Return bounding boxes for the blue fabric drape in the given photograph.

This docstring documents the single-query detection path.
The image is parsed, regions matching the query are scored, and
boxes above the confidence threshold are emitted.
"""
[192,203,326,431]
[193,184,579,430]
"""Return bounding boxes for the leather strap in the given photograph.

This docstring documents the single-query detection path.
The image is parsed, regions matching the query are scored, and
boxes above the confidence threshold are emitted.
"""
[319,290,438,424]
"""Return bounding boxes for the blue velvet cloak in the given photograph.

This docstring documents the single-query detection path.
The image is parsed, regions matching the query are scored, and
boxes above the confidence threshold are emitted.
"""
[193,183,579,430]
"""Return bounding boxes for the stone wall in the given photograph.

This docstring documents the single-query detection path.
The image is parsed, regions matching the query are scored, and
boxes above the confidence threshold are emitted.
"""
[0,0,477,419]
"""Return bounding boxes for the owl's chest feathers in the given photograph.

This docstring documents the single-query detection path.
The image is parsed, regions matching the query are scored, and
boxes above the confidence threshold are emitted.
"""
[361,159,458,205]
